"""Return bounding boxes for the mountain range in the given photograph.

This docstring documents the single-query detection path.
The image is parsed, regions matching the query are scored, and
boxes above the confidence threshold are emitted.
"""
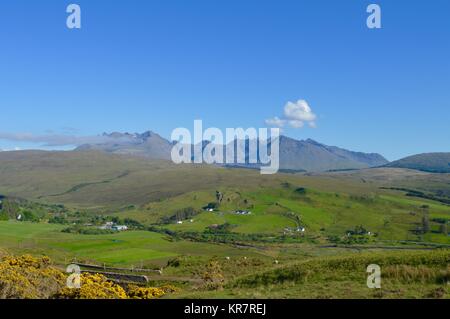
[76,131,173,160]
[75,131,389,172]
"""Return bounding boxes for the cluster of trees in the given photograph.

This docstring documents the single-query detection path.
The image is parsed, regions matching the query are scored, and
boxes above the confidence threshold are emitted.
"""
[326,225,375,245]
[0,198,20,220]
[432,218,448,235]
[148,224,309,245]
[61,226,116,235]
[295,187,307,195]
[346,225,370,236]
[0,198,41,222]
[159,207,199,224]
[61,216,144,235]
[0,197,69,223]
[50,212,144,229]
[418,210,448,236]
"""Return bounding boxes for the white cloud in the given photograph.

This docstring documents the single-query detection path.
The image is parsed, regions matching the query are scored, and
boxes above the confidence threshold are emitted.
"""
[0,132,135,147]
[265,99,317,129]
[284,100,316,123]
[288,120,304,128]
[265,116,286,128]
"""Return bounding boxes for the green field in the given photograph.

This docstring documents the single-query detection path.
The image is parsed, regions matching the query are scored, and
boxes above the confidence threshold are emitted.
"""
[0,221,268,267]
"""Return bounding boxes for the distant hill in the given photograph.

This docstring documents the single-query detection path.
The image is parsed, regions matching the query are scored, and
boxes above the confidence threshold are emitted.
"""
[76,131,388,172]
[385,153,450,173]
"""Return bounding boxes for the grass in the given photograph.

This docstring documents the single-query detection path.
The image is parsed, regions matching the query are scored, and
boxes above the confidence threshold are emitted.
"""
[0,221,267,267]
[178,249,450,299]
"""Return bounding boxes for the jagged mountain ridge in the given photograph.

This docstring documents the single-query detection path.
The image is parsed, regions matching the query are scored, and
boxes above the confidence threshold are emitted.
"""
[76,131,173,160]
[75,131,388,172]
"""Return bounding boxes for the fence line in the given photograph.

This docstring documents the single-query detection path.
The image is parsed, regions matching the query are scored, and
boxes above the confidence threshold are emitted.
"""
[73,262,163,274]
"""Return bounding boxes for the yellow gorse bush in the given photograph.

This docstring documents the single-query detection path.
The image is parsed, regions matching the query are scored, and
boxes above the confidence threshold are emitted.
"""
[127,285,165,299]
[0,255,65,299]
[58,273,128,299]
[126,284,180,299]
[0,255,175,299]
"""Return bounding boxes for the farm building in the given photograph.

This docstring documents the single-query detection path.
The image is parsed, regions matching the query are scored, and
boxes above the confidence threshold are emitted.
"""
[112,225,128,231]
[235,210,252,215]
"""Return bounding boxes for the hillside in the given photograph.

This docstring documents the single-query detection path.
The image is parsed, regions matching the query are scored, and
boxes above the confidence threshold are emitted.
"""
[386,153,450,173]
[0,150,280,208]
[0,151,446,210]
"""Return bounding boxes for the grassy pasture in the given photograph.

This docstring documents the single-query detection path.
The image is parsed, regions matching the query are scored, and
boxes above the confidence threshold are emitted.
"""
[0,221,266,267]
[176,249,450,299]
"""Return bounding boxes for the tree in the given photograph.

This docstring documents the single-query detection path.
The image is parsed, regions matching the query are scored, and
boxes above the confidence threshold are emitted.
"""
[216,191,224,204]
[422,215,430,233]
[439,223,448,235]
[1,199,19,219]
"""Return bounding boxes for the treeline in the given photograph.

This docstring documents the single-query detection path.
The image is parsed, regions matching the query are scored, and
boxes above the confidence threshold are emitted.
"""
[62,226,116,235]
[0,197,66,222]
[148,224,311,245]
[159,207,199,224]
[60,216,145,235]
[50,213,144,229]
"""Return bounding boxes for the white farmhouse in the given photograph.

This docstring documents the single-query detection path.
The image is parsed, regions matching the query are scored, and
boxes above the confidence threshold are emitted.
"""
[112,225,128,231]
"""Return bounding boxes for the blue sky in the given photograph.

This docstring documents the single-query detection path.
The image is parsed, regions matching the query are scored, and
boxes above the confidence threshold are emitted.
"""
[0,0,449,160]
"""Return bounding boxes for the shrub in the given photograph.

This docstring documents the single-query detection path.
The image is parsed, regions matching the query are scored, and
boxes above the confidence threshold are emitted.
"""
[126,285,165,299]
[0,255,65,299]
[1,255,177,299]
[48,215,69,224]
[21,210,40,222]
[201,260,225,290]
[58,273,128,299]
